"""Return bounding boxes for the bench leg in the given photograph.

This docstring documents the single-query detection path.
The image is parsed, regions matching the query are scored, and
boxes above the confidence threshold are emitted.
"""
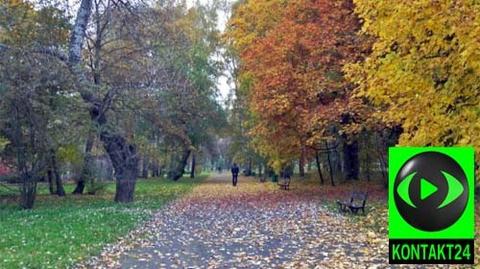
[337,202,347,213]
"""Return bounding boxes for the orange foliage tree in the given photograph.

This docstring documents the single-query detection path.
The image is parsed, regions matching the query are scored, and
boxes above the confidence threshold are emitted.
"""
[240,0,370,173]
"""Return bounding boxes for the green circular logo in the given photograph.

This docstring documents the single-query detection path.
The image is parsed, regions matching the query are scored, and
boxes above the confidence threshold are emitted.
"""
[394,151,469,231]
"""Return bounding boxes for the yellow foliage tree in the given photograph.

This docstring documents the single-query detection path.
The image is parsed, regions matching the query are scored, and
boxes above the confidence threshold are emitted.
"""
[225,0,288,54]
[346,0,480,178]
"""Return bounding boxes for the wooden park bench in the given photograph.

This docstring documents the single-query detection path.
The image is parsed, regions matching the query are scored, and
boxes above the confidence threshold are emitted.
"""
[337,191,368,214]
[277,177,291,190]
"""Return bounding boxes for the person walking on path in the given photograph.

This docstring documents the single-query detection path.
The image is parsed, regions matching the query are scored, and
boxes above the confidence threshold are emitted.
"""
[231,163,239,186]
[282,165,293,180]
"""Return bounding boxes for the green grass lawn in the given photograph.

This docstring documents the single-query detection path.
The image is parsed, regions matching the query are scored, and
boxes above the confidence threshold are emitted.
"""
[0,175,207,269]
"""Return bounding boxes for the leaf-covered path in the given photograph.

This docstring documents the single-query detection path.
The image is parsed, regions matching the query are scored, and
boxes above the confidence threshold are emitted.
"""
[79,174,463,269]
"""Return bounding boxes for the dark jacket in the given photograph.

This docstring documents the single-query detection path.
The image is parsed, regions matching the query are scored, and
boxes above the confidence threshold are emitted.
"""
[231,165,239,176]
[282,165,293,179]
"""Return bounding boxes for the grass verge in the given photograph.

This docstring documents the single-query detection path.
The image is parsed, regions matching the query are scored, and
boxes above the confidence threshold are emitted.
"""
[0,174,207,269]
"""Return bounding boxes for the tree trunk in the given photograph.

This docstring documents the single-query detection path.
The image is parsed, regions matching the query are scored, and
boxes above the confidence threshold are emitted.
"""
[365,147,371,181]
[152,161,162,177]
[114,166,137,203]
[325,142,335,186]
[100,131,139,203]
[190,152,196,179]
[73,178,86,194]
[168,148,191,181]
[245,159,252,176]
[378,150,388,186]
[69,0,93,65]
[379,126,403,188]
[157,165,163,177]
[67,0,142,203]
[342,139,359,180]
[20,174,37,210]
[150,161,156,177]
[47,170,55,194]
[315,150,324,184]
[335,149,342,176]
[51,152,65,197]
[299,154,305,178]
[73,134,94,194]
[142,156,149,178]
[69,0,94,193]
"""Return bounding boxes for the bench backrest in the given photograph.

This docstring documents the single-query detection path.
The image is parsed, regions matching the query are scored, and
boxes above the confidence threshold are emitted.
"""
[350,191,368,206]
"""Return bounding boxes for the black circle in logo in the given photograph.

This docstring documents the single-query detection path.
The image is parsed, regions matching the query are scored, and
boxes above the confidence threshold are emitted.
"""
[394,151,468,231]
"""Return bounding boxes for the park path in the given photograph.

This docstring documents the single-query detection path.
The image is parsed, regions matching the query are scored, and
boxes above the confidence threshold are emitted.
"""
[80,174,397,269]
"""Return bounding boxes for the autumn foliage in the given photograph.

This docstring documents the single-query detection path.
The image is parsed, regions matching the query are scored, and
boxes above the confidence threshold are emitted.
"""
[346,0,480,179]
[227,0,480,179]
[228,0,370,171]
